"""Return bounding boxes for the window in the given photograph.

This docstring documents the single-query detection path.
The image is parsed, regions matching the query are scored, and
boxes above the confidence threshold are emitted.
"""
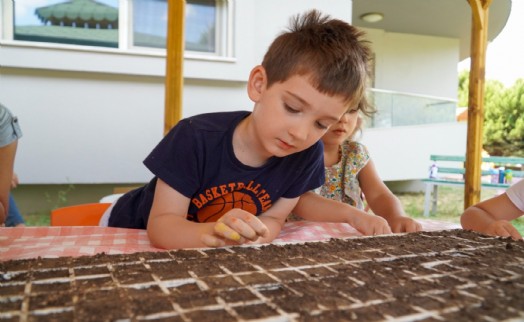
[131,0,218,53]
[7,0,230,56]
[13,0,119,48]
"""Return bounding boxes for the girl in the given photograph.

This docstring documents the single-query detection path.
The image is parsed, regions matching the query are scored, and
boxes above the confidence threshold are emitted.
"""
[293,106,422,234]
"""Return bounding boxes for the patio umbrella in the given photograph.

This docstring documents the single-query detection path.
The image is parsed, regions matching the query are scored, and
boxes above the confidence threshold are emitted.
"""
[35,0,118,29]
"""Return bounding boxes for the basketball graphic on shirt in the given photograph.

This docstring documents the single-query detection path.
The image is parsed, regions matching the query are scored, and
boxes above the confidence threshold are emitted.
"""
[197,192,257,222]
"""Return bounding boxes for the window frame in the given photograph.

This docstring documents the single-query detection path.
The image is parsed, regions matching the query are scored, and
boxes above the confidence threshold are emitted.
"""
[0,0,234,61]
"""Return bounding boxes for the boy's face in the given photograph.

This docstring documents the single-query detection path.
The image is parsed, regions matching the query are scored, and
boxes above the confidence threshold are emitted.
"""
[249,67,348,158]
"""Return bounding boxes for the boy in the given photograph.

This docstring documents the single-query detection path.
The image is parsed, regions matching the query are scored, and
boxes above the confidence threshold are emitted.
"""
[461,179,523,240]
[105,10,379,249]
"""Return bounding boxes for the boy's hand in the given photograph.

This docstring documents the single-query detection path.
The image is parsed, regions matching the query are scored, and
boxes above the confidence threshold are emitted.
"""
[350,213,392,236]
[484,220,522,240]
[201,209,269,247]
[388,217,422,233]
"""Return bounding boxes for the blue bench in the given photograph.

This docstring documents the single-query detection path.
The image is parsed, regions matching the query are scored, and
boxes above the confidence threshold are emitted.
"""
[422,155,524,216]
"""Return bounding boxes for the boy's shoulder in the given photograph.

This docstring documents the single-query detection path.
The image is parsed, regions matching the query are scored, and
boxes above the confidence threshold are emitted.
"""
[185,111,250,132]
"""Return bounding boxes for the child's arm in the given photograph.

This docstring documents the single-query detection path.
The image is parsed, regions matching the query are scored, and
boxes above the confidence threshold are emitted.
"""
[201,197,296,247]
[147,179,269,249]
[293,191,392,236]
[358,160,422,233]
[461,193,522,240]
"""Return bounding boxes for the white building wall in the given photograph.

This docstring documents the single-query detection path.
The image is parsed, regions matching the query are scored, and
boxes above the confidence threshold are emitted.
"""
[0,0,354,184]
[364,28,459,98]
[0,0,466,186]
[362,122,468,181]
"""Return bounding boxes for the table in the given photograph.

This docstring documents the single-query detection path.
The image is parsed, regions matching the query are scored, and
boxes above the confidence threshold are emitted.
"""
[0,219,460,261]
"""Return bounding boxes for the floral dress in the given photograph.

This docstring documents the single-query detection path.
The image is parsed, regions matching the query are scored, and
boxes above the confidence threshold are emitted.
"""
[314,140,370,210]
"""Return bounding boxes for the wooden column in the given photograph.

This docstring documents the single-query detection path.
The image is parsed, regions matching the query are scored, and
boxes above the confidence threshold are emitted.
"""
[164,0,185,135]
[464,0,492,209]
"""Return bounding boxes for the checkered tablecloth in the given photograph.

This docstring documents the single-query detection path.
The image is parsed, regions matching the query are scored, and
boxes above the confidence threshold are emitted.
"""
[0,219,460,261]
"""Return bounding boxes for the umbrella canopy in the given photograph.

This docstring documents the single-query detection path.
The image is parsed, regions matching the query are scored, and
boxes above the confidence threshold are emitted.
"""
[35,0,118,29]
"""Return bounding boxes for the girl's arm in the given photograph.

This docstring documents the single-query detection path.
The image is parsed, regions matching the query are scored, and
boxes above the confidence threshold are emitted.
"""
[293,191,392,235]
[461,193,522,240]
[358,159,421,233]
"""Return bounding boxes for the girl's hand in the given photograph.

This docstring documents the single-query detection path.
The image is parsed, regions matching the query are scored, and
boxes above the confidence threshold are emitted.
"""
[388,217,422,233]
[484,220,522,240]
[201,209,269,247]
[351,213,392,236]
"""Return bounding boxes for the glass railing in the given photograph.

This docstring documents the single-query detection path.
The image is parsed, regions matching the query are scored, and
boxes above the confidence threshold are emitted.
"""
[367,89,457,128]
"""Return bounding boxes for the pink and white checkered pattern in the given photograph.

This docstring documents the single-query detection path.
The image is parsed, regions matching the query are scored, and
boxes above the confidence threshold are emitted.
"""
[0,219,460,261]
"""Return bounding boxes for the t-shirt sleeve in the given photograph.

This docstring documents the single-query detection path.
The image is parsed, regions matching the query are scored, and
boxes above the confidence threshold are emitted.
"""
[0,105,22,148]
[506,180,524,211]
[143,120,200,198]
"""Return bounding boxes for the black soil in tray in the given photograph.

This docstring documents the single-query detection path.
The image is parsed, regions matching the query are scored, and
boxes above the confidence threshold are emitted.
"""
[1,229,524,321]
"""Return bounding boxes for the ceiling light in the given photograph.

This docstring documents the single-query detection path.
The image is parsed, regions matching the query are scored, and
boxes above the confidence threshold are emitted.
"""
[360,12,384,23]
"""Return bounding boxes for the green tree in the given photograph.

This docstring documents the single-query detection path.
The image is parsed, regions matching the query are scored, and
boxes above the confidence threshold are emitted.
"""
[458,70,469,107]
[458,72,524,157]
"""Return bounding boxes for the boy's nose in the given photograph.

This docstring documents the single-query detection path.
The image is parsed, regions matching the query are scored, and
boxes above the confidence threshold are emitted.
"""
[288,122,309,142]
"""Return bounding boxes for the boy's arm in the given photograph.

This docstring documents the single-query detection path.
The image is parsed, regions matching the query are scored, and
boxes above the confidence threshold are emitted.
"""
[199,197,296,247]
[147,179,217,249]
[256,197,298,241]
[358,160,421,233]
[293,191,392,236]
[461,193,523,240]
[147,179,289,249]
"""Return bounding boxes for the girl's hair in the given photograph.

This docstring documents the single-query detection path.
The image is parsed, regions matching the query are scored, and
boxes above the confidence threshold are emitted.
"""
[350,115,364,141]
[262,10,373,108]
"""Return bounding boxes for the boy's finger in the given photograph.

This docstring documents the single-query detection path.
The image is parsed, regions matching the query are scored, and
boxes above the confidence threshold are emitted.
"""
[225,216,268,241]
[242,214,269,237]
[214,222,244,242]
[225,213,268,239]
[201,234,226,248]
[226,217,258,241]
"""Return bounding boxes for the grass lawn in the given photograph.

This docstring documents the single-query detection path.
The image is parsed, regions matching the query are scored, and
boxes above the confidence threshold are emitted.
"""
[21,185,524,235]
[24,211,51,226]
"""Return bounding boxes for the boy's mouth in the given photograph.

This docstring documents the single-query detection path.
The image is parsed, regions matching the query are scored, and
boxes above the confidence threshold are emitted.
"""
[277,139,294,150]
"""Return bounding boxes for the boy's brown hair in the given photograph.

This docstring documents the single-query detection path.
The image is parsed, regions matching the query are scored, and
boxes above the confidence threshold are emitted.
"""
[262,10,373,114]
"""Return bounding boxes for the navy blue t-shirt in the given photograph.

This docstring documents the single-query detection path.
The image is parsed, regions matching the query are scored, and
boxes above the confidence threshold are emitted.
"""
[108,111,324,229]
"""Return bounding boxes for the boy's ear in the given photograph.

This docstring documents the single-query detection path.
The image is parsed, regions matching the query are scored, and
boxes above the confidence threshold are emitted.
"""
[247,65,267,102]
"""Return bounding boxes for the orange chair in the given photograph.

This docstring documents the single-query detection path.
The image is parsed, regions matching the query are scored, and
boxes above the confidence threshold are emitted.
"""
[51,203,111,226]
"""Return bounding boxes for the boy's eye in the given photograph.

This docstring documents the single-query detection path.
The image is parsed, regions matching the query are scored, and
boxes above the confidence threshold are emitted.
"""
[315,121,329,130]
[347,109,359,114]
[284,104,300,113]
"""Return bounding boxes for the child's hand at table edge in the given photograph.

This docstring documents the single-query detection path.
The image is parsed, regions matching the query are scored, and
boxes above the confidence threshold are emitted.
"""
[201,209,269,247]
[349,212,392,236]
[387,216,422,233]
[484,220,523,241]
